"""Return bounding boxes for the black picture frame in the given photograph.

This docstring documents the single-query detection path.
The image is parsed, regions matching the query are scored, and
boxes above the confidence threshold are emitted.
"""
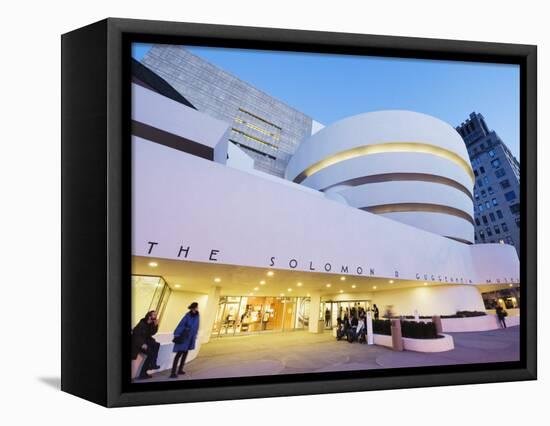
[61,17,537,407]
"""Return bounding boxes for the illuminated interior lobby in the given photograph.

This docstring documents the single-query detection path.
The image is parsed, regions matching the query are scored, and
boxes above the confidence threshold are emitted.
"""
[130,63,520,374]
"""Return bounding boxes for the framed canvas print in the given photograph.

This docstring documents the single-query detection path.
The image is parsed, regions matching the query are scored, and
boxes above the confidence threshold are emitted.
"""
[61,18,537,407]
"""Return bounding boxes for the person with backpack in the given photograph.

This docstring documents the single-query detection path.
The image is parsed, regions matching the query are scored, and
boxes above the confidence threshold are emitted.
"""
[496,304,508,328]
[170,302,200,378]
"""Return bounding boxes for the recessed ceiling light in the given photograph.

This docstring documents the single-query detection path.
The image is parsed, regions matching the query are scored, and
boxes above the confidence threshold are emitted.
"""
[148,261,158,267]
[351,284,356,289]
[339,290,344,293]
[424,282,428,286]
[280,293,285,296]
[297,282,303,287]
[214,277,221,283]
[340,276,346,281]
[260,280,266,285]
[267,271,274,277]
[509,283,513,287]
[326,283,331,288]
[373,286,377,289]
[254,287,259,291]
[389,280,394,284]
[249,292,253,296]
[287,288,292,292]
[174,284,181,288]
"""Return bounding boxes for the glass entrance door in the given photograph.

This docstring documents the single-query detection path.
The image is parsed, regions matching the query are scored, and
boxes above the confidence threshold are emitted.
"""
[212,297,242,336]
[324,300,371,329]
[212,296,311,336]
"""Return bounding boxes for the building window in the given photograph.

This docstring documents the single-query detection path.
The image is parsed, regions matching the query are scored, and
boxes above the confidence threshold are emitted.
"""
[504,191,516,201]
[474,191,479,200]
[475,217,480,226]
[480,166,486,174]
[481,190,487,198]
[492,198,498,206]
[489,212,496,222]
[495,168,506,178]
[510,203,520,214]
[478,204,484,212]
[482,215,488,225]
[494,225,501,234]
[491,158,501,168]
[506,236,514,245]
[500,179,511,189]
[488,186,494,195]
[485,201,491,209]
[489,150,496,157]
[483,176,489,184]
[515,218,520,228]
[496,209,504,219]
[477,178,483,188]
[486,227,493,237]
[502,222,509,232]
[479,230,485,239]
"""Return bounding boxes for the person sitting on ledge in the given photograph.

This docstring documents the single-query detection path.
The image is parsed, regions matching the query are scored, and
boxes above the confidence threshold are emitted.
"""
[170,302,200,379]
[131,310,161,380]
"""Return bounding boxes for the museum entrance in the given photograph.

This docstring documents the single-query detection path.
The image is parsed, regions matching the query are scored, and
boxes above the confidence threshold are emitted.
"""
[321,300,371,329]
[212,296,310,337]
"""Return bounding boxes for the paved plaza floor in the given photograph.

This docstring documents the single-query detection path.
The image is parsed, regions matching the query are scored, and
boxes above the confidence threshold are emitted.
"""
[142,326,520,382]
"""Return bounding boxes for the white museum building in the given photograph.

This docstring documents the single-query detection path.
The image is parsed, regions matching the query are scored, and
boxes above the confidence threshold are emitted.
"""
[130,75,520,372]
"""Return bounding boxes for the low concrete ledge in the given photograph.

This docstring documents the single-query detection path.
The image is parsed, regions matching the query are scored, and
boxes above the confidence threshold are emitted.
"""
[132,333,201,379]
[373,333,454,352]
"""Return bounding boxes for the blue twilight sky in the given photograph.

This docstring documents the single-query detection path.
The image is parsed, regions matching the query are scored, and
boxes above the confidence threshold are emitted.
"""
[132,43,520,160]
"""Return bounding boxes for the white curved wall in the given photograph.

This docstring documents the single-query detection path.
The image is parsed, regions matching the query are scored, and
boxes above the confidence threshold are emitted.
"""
[134,137,519,285]
[300,153,473,195]
[380,212,474,243]
[370,285,487,316]
[323,285,486,316]
[285,110,475,242]
[334,181,472,213]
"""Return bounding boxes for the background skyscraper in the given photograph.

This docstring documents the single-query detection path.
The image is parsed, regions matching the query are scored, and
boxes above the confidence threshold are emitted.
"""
[456,112,520,256]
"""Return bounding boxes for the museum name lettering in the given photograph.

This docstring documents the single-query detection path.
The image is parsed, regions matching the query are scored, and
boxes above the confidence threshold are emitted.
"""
[143,241,518,284]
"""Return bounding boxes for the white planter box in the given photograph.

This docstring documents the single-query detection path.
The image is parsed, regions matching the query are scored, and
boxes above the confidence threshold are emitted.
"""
[373,332,454,352]
[403,333,454,352]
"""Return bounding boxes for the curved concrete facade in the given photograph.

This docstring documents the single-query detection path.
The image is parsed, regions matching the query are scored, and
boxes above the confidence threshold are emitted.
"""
[285,111,475,243]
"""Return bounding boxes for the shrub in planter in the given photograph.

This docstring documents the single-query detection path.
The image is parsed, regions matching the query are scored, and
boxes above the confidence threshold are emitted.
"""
[440,310,487,318]
[400,320,439,339]
[372,319,391,335]
[403,311,487,319]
